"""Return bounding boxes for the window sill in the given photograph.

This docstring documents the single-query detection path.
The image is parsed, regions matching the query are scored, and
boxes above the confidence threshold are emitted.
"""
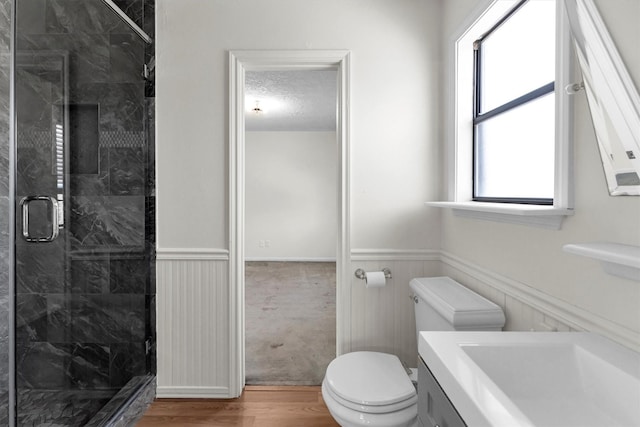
[426,201,574,230]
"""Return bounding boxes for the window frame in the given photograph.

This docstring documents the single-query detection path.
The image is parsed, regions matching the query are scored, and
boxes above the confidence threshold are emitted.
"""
[428,0,574,230]
[472,0,556,205]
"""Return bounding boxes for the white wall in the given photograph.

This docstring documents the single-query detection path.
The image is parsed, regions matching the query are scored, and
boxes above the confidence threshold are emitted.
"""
[438,0,640,350]
[156,0,640,398]
[156,0,442,252]
[155,0,443,396]
[245,131,337,260]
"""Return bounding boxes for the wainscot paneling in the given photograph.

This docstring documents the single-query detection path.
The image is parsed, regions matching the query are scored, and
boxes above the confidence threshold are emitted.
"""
[440,251,640,353]
[156,249,230,397]
[155,247,637,397]
[348,250,440,367]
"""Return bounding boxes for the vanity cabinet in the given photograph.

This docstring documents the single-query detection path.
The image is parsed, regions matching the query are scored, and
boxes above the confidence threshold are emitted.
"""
[418,357,466,427]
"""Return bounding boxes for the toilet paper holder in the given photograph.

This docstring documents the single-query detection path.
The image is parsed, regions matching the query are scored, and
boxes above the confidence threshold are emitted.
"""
[354,268,392,280]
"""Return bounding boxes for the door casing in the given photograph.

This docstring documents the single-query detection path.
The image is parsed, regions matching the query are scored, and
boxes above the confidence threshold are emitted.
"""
[228,50,351,396]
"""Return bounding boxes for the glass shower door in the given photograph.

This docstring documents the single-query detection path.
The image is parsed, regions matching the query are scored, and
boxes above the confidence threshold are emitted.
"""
[14,1,154,425]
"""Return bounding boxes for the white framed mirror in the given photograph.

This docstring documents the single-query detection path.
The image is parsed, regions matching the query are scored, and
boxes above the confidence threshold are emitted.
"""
[564,0,640,195]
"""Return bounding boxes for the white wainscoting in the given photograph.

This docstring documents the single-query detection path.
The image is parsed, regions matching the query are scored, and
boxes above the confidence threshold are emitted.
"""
[155,247,638,397]
[348,249,440,366]
[156,249,231,398]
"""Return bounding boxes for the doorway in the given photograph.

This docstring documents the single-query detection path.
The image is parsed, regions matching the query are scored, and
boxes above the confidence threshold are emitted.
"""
[244,69,337,384]
[229,50,351,396]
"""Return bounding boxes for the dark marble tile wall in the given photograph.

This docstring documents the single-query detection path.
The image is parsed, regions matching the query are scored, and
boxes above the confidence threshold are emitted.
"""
[13,0,156,425]
[0,0,13,422]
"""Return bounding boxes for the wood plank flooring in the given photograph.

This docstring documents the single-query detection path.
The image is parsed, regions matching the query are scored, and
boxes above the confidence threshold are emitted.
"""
[136,386,340,427]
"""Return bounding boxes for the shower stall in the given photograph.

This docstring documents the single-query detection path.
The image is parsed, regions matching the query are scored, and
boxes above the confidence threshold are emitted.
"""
[0,0,156,425]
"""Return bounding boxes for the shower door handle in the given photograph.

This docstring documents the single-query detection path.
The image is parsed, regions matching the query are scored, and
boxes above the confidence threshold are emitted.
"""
[20,196,60,242]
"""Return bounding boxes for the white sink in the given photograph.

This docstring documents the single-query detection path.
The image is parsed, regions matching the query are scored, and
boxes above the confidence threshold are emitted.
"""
[418,331,640,427]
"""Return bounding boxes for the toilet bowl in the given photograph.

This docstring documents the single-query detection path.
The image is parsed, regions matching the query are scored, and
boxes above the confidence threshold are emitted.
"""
[322,351,418,427]
[322,276,506,427]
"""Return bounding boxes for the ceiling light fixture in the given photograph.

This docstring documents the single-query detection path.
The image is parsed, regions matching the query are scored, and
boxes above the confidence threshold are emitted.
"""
[252,100,263,114]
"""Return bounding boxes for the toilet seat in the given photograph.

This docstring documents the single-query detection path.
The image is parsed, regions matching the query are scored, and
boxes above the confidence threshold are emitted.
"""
[323,351,417,414]
[323,378,417,414]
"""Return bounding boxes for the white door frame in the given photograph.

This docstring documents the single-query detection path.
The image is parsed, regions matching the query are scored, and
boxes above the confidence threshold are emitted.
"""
[228,50,351,397]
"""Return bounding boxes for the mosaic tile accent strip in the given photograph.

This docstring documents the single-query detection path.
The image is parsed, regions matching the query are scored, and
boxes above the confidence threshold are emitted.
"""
[100,131,145,148]
[16,130,51,148]
[16,130,146,148]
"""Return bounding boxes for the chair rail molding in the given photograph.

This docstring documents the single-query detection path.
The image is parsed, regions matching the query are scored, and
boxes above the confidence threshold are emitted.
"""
[156,248,230,260]
[351,248,440,262]
[440,250,640,352]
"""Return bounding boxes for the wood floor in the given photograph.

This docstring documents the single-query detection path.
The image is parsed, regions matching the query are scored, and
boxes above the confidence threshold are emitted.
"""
[136,386,340,427]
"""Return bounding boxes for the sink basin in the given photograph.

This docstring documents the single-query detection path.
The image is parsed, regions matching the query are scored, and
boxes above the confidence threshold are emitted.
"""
[418,331,640,427]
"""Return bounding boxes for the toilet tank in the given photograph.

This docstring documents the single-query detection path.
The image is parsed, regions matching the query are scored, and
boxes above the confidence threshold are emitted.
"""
[410,277,505,332]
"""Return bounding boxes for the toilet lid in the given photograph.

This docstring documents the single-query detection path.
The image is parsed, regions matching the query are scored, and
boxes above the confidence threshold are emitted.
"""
[324,351,415,406]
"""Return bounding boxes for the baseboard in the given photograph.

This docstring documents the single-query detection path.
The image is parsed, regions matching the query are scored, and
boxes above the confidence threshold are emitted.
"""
[440,250,640,352]
[156,386,232,399]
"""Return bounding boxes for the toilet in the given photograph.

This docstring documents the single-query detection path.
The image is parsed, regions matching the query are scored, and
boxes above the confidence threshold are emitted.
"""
[322,276,506,427]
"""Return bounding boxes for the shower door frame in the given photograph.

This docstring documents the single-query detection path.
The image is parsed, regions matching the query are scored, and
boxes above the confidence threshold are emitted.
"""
[11,0,155,423]
[228,50,351,397]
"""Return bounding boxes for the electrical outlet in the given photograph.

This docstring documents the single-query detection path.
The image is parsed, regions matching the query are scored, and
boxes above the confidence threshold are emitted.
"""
[259,240,265,248]
[265,240,271,247]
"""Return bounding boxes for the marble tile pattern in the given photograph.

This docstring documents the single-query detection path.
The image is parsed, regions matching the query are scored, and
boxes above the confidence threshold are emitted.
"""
[0,0,12,423]
[85,375,156,427]
[17,389,113,426]
[11,0,156,425]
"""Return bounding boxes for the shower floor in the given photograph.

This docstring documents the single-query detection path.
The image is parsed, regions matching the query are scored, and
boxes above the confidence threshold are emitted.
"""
[17,389,114,426]
[245,261,336,385]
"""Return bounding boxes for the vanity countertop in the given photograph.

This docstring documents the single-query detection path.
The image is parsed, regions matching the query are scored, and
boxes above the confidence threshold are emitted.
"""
[418,331,640,427]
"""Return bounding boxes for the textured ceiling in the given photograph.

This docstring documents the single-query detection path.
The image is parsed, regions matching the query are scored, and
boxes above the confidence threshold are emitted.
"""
[245,70,337,132]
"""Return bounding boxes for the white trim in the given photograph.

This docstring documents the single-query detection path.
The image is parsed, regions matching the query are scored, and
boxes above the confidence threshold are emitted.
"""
[156,248,230,260]
[336,51,353,357]
[427,201,573,230]
[554,0,575,209]
[156,386,230,399]
[229,50,351,396]
[446,0,518,202]
[564,0,640,196]
[350,249,440,262]
[563,243,640,281]
[444,0,574,222]
[245,257,336,263]
[440,250,640,352]
[229,51,245,399]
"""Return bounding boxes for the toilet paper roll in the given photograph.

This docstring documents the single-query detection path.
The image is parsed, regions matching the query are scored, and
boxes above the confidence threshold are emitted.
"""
[365,271,386,288]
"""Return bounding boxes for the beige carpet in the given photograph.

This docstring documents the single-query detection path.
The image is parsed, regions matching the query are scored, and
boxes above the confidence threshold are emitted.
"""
[245,262,336,385]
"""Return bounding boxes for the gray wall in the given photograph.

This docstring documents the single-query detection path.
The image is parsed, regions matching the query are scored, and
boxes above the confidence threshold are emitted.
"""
[0,0,155,424]
[13,1,155,424]
[0,0,12,423]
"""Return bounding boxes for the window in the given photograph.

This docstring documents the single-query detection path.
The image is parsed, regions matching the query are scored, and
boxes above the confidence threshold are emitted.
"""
[473,0,557,204]
[428,0,573,229]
